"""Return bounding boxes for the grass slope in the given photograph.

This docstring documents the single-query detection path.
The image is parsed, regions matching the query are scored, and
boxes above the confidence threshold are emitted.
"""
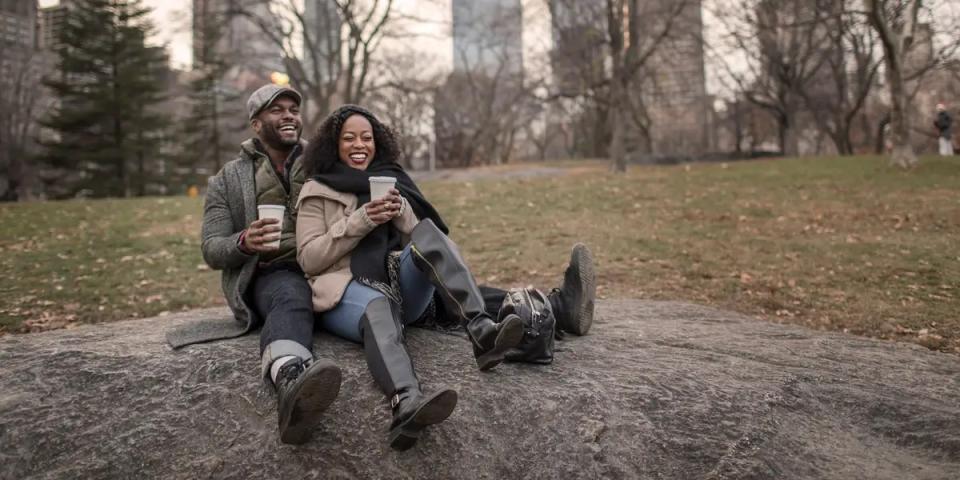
[1,156,957,353]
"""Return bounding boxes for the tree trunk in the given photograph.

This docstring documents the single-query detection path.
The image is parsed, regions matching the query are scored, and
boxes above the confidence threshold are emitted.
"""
[608,73,628,172]
[874,115,890,155]
[609,99,627,172]
[866,0,919,169]
[831,124,854,156]
[885,67,917,168]
[777,117,789,156]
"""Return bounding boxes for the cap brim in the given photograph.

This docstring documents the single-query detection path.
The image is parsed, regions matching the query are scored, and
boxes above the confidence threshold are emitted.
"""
[251,88,303,119]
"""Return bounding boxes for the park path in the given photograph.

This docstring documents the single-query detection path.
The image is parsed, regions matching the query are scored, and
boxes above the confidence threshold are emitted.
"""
[409,161,604,183]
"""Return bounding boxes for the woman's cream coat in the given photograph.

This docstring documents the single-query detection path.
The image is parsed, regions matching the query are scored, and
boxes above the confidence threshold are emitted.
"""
[295,179,419,313]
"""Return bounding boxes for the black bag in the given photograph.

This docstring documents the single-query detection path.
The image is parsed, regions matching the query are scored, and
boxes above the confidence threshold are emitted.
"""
[498,288,556,364]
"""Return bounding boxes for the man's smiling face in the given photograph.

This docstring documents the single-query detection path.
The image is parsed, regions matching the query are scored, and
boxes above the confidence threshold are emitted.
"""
[253,95,302,149]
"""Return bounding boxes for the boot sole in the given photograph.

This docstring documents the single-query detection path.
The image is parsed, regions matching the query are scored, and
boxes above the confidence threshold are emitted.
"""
[279,362,342,445]
[476,314,524,371]
[389,389,458,451]
[566,244,596,336]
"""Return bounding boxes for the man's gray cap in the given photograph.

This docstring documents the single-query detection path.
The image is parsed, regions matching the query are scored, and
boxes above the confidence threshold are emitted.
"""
[247,84,302,120]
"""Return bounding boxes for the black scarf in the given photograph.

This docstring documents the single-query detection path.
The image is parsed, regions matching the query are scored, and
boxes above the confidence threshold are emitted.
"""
[312,161,448,285]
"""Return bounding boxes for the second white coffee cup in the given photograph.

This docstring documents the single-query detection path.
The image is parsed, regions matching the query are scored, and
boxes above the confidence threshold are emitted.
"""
[257,204,285,249]
[369,176,397,200]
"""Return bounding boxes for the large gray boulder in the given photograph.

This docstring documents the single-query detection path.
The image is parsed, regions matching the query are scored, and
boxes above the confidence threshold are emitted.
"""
[1,300,958,479]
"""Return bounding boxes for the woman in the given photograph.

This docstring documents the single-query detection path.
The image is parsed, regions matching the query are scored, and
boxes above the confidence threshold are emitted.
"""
[295,105,526,450]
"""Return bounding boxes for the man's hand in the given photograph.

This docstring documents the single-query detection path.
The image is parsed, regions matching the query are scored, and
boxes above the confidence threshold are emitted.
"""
[364,188,402,225]
[242,218,281,252]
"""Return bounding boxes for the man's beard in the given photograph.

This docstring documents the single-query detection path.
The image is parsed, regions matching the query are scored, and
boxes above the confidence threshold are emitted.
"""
[260,122,300,150]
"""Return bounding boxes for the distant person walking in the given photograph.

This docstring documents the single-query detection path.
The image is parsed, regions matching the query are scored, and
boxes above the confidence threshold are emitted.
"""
[934,103,953,156]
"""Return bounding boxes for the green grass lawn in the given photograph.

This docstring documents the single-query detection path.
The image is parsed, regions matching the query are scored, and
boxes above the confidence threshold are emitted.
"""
[2,155,958,353]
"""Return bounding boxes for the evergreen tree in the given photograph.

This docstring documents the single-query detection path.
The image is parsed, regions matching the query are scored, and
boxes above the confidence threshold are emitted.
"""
[171,9,242,193]
[42,0,170,198]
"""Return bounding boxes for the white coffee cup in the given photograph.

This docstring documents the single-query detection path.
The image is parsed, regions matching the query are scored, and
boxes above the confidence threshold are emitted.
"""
[369,176,397,200]
[256,204,285,249]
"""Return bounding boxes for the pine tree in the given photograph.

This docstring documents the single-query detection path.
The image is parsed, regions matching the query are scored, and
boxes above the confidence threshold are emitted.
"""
[42,0,170,198]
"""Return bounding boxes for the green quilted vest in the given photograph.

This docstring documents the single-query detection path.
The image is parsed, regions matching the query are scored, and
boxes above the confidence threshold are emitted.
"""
[253,147,305,265]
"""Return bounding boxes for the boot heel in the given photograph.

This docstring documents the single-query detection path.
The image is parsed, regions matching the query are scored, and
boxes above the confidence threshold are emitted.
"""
[475,315,523,371]
[388,425,421,451]
[494,314,524,350]
[389,389,457,451]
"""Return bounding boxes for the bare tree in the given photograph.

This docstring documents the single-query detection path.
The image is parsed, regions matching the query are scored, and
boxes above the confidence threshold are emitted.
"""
[0,39,44,201]
[229,0,395,126]
[363,52,441,169]
[864,0,960,166]
[865,0,923,167]
[431,0,542,167]
[542,1,610,159]
[712,0,841,157]
[435,59,533,168]
[800,1,883,155]
[605,0,698,172]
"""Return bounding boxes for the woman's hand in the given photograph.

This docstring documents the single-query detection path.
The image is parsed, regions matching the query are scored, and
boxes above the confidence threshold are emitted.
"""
[364,188,402,225]
[382,188,403,213]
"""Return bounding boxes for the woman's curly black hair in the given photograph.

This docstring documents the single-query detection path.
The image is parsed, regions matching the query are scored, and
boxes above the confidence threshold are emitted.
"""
[302,104,403,176]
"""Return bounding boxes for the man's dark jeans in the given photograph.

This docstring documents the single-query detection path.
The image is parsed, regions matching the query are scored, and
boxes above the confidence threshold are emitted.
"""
[251,262,316,358]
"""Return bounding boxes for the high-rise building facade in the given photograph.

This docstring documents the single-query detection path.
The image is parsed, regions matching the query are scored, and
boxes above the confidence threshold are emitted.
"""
[547,0,605,96]
[0,0,37,51]
[192,0,284,90]
[436,0,526,167]
[0,0,41,200]
[303,0,341,82]
[639,0,713,156]
[452,0,523,78]
[548,0,713,158]
[38,0,68,51]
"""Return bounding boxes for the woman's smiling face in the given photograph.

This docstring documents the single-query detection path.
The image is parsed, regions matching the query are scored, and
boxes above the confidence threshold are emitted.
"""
[338,114,376,170]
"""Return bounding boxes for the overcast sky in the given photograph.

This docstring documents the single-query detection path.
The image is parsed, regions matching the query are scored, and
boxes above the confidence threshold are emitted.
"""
[35,0,729,93]
[37,0,467,71]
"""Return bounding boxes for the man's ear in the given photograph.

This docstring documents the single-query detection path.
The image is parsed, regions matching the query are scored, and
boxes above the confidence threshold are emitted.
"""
[250,118,261,135]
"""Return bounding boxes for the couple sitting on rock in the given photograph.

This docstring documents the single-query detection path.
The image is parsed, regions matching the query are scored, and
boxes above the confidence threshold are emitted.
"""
[167,84,597,450]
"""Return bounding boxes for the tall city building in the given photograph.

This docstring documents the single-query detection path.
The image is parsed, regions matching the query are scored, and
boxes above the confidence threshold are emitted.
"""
[639,0,713,156]
[303,0,341,82]
[192,0,284,90]
[435,0,526,167]
[755,0,843,154]
[451,0,523,78]
[0,0,37,52]
[38,0,69,51]
[548,0,713,158]
[0,0,41,200]
[547,0,605,96]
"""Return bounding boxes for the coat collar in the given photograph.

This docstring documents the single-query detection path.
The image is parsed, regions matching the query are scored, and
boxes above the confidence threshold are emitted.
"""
[297,179,356,209]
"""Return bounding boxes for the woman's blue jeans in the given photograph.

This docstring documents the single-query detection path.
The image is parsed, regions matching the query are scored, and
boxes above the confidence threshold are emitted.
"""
[319,244,435,343]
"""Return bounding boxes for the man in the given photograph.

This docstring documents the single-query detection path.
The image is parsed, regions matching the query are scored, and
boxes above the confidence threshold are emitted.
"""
[167,84,341,445]
[934,103,953,156]
[167,84,596,446]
